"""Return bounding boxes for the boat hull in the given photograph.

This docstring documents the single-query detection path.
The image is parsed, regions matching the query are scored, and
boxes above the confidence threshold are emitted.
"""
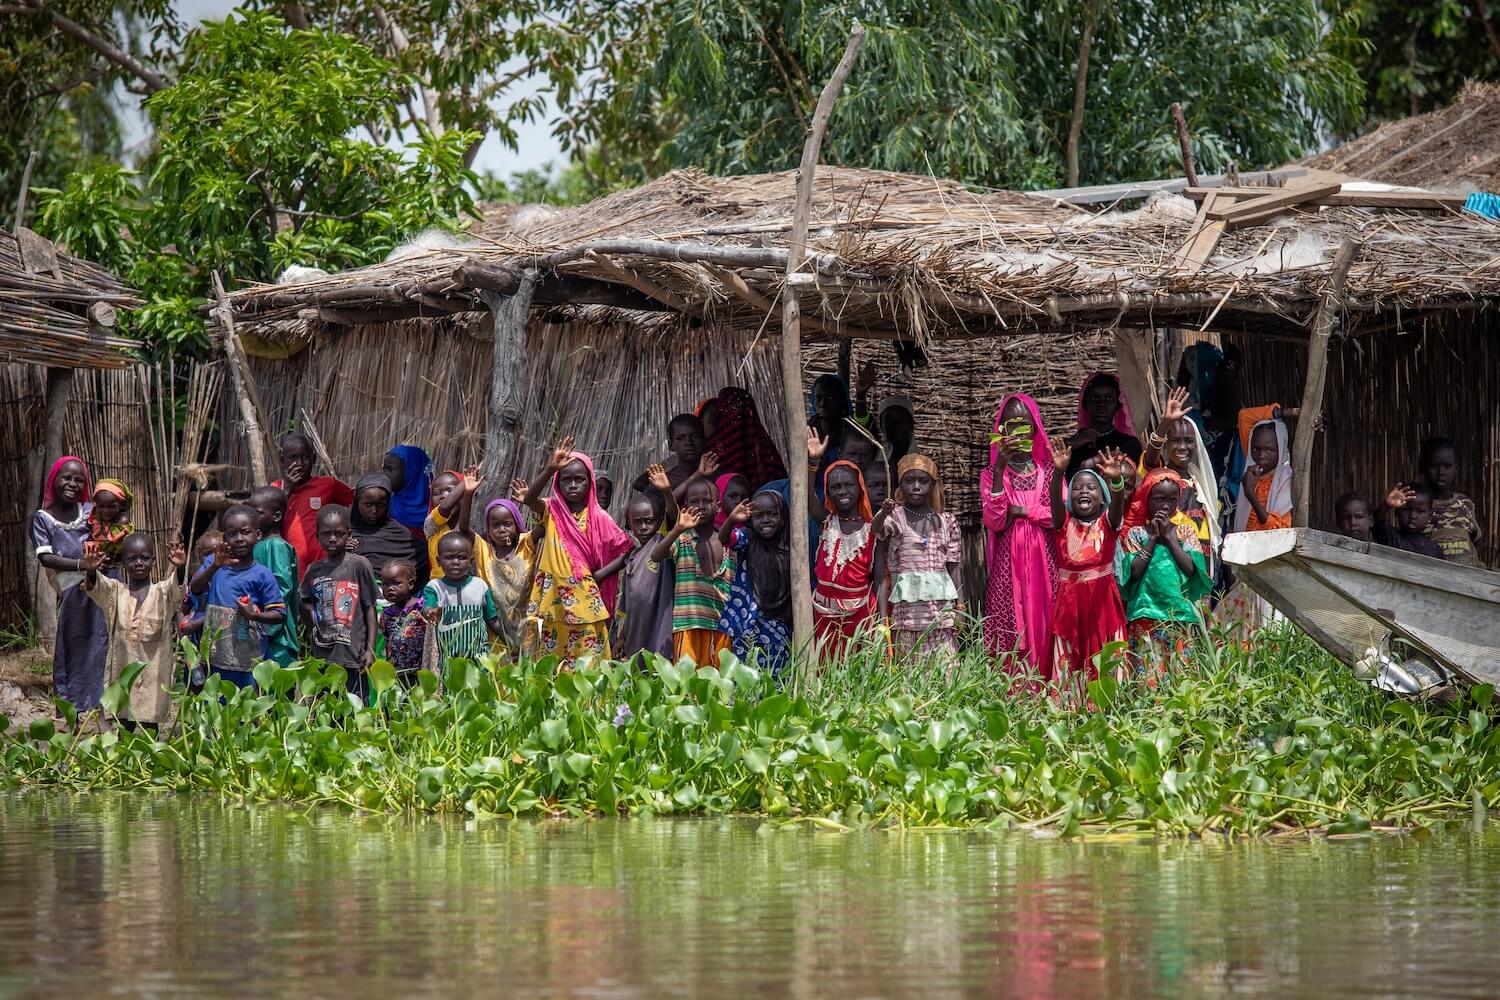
[1221,528,1500,687]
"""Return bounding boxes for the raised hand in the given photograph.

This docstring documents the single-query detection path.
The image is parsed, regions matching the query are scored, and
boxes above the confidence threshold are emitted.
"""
[697,450,720,478]
[806,426,829,462]
[462,463,482,491]
[1095,447,1126,482]
[1163,386,1194,424]
[213,537,232,563]
[856,359,878,395]
[1385,484,1415,510]
[508,478,528,502]
[647,463,671,492]
[728,499,753,524]
[1050,439,1071,472]
[677,506,704,531]
[167,540,187,569]
[547,437,576,472]
[80,547,107,572]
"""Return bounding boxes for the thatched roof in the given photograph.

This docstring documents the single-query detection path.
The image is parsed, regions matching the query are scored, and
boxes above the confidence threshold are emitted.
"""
[0,228,140,368]
[1305,82,1500,192]
[226,165,1500,343]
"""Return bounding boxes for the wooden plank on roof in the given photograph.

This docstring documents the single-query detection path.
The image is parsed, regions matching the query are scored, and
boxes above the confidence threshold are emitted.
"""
[1209,183,1343,229]
[1029,168,1307,205]
[16,227,59,276]
[1173,189,1227,275]
[1183,186,1464,210]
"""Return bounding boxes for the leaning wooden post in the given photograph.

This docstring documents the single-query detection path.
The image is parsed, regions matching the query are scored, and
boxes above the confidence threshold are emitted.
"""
[782,25,865,656]
[1291,237,1358,528]
[478,270,537,521]
[1169,102,1199,189]
[211,272,271,485]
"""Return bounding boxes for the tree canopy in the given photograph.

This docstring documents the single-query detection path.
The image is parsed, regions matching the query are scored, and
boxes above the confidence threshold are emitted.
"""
[30,12,478,352]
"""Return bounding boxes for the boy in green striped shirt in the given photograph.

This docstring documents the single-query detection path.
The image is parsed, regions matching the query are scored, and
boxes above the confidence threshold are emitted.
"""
[652,478,734,667]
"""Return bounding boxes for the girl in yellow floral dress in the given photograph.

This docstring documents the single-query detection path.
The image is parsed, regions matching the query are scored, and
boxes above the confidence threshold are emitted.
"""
[521,437,634,663]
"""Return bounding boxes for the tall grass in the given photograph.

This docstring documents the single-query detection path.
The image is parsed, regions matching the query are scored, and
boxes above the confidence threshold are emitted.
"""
[3,626,1495,836]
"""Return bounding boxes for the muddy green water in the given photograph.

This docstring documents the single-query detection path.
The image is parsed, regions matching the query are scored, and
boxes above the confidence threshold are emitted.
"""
[2,791,1499,997]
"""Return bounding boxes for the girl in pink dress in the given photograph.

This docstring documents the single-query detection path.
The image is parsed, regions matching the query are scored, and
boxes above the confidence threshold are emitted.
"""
[981,393,1060,684]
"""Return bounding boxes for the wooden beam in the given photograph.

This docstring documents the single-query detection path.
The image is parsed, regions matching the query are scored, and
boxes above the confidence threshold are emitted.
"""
[454,261,674,312]
[1210,183,1343,229]
[1173,189,1227,276]
[1029,168,1307,205]
[1170,102,1199,188]
[1291,237,1358,528]
[479,271,537,503]
[784,24,864,660]
[1183,187,1464,210]
[212,272,271,485]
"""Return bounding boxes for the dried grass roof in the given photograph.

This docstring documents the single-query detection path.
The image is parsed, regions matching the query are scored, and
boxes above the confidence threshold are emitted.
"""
[1305,82,1500,192]
[227,165,1500,343]
[0,228,140,368]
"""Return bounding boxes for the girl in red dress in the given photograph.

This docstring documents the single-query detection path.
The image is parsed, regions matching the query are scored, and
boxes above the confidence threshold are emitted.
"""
[811,441,883,655]
[1047,441,1130,705]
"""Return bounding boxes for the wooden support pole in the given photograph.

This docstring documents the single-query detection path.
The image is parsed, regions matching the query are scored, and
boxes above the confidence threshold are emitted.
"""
[478,270,537,521]
[783,24,865,658]
[212,273,271,485]
[1170,102,1199,189]
[1292,237,1358,528]
[13,150,37,231]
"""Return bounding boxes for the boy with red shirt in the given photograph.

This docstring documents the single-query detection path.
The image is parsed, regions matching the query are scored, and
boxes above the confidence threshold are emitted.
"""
[272,433,354,581]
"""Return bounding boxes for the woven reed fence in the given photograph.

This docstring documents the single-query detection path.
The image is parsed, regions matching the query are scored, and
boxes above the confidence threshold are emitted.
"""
[224,314,788,519]
[1230,312,1498,568]
[1,365,45,631]
[3,362,221,637]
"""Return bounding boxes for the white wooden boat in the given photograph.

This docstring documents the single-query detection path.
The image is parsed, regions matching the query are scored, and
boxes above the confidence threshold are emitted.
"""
[1221,528,1500,690]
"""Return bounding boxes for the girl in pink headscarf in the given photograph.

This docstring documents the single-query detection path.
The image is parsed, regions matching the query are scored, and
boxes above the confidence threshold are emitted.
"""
[981,394,1060,684]
[521,436,634,664]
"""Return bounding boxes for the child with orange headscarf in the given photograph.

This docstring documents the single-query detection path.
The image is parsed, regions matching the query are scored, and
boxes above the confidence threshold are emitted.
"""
[875,454,962,665]
[810,424,882,654]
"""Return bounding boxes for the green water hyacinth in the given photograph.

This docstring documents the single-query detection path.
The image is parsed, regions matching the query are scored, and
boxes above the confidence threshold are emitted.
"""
[4,627,1499,836]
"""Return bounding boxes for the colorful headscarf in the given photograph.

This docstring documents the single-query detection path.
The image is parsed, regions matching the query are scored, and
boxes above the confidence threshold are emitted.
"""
[706,386,787,491]
[990,393,1052,470]
[1077,371,1136,437]
[385,445,432,531]
[1069,468,1112,516]
[546,451,633,610]
[895,453,946,514]
[483,497,527,540]
[42,455,91,507]
[1125,467,1185,529]
[87,477,134,554]
[1232,417,1292,533]
[714,472,748,529]
[821,460,874,521]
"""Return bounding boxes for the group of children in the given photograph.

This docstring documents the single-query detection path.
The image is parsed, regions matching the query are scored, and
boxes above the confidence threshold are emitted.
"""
[28,368,1489,724]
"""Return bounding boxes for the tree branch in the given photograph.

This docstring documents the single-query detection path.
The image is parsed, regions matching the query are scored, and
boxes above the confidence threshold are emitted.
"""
[370,3,443,135]
[1478,0,1500,62]
[1064,0,1100,188]
[22,0,169,92]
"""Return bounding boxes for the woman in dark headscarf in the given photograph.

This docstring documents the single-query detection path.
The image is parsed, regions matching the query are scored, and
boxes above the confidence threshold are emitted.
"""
[706,386,787,492]
[350,472,429,585]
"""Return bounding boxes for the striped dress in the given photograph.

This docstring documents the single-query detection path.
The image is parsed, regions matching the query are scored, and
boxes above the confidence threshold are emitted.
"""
[422,575,497,663]
[670,531,733,667]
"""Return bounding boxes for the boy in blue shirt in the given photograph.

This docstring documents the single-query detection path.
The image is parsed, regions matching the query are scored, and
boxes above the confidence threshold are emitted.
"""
[189,505,286,688]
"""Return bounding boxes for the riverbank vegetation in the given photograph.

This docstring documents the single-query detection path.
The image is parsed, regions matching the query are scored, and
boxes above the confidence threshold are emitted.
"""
[3,627,1497,836]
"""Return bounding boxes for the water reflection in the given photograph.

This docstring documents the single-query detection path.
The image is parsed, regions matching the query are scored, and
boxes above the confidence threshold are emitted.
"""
[2,791,1499,997]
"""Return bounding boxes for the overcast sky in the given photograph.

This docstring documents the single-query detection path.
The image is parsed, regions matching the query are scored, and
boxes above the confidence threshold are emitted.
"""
[129,0,564,178]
